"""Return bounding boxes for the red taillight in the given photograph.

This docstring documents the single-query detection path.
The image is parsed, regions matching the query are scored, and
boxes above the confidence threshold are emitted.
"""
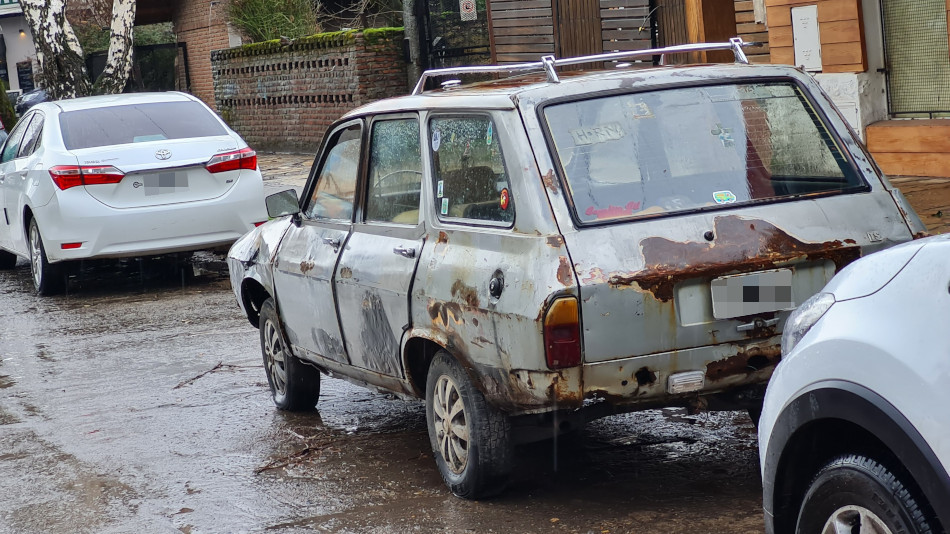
[543,297,582,369]
[206,147,257,174]
[253,221,267,227]
[49,165,125,190]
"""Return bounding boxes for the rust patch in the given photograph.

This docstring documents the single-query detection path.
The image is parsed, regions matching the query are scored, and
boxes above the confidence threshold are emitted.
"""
[625,216,861,302]
[437,231,449,244]
[471,336,493,348]
[546,235,564,248]
[300,260,315,274]
[634,367,656,386]
[556,256,573,286]
[427,299,464,328]
[914,231,930,240]
[541,169,560,194]
[339,266,353,279]
[705,344,782,381]
[450,280,480,308]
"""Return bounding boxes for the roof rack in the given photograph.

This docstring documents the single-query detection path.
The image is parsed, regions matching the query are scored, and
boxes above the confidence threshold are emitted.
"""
[411,37,751,95]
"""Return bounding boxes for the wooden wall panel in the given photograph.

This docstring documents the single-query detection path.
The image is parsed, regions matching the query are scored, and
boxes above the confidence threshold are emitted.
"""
[601,0,651,54]
[735,0,770,63]
[765,0,867,72]
[489,0,556,63]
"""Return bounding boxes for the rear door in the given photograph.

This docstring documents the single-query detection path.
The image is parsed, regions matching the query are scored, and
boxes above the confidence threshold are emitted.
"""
[272,121,362,366]
[540,80,913,363]
[334,115,425,378]
[0,112,39,254]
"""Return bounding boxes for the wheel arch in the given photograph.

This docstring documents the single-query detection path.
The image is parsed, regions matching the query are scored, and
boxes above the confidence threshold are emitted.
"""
[403,335,445,398]
[240,277,271,329]
[763,380,950,533]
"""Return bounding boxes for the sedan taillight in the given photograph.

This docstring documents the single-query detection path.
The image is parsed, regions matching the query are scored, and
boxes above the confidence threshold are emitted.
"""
[49,165,125,190]
[206,147,257,174]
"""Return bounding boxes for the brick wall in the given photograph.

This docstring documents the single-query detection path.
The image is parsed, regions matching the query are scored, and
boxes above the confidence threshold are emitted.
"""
[211,30,408,153]
[174,0,232,109]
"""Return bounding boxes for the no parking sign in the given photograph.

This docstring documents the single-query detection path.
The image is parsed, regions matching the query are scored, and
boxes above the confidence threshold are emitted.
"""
[459,0,477,21]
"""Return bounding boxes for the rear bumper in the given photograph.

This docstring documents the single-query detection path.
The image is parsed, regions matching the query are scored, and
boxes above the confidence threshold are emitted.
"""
[34,175,267,262]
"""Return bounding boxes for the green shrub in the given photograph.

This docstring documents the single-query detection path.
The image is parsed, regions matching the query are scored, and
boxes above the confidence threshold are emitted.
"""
[229,0,319,43]
[0,82,17,132]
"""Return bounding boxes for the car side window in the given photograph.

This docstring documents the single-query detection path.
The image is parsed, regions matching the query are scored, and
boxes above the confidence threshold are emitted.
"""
[304,124,362,221]
[17,112,43,158]
[365,118,422,224]
[1,114,33,163]
[429,115,514,224]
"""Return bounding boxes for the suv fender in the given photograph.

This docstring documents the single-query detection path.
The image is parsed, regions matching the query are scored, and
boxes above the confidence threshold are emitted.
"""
[763,380,950,533]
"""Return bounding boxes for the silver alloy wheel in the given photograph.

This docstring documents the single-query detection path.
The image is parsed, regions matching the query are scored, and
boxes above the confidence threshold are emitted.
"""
[29,221,42,288]
[432,374,470,474]
[262,317,288,396]
[821,505,893,534]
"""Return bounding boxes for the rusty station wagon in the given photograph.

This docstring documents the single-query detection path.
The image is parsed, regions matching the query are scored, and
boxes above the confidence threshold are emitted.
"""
[228,39,925,498]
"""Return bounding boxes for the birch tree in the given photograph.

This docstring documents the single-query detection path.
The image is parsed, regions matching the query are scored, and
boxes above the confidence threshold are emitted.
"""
[20,0,137,100]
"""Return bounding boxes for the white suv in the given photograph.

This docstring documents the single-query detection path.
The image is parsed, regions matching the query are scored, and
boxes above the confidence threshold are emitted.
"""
[759,235,950,532]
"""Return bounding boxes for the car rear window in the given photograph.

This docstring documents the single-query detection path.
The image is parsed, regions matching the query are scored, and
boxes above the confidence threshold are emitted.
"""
[542,82,867,224]
[59,101,227,150]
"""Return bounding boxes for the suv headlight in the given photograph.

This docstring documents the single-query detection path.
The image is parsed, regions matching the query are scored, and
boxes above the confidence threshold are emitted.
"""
[782,292,835,356]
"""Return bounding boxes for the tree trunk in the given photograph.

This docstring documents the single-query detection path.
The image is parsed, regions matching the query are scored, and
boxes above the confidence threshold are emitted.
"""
[20,0,92,99]
[92,0,137,95]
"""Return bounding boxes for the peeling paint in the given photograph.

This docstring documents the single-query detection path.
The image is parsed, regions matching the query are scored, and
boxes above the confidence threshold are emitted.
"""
[450,280,480,308]
[437,231,449,244]
[541,169,559,194]
[300,260,315,274]
[556,256,573,286]
[339,266,353,279]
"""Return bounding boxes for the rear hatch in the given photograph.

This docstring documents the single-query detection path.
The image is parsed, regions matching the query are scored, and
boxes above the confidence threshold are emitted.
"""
[541,80,914,363]
[59,100,248,208]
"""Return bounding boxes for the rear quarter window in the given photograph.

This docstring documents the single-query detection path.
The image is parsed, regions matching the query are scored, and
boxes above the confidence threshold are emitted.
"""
[59,101,227,150]
[542,82,867,225]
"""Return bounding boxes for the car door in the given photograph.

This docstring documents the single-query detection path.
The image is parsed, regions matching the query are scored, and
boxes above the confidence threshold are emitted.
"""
[0,112,37,254]
[334,115,425,378]
[271,121,362,366]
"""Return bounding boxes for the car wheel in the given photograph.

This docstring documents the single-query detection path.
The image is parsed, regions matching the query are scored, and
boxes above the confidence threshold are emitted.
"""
[796,454,935,534]
[28,218,65,295]
[0,249,16,269]
[259,297,321,411]
[425,350,512,499]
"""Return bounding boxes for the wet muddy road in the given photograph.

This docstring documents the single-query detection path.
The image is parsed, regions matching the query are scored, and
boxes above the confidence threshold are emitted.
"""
[0,257,763,533]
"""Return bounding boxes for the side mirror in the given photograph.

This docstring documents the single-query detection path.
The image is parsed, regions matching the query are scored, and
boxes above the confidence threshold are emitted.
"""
[265,189,301,219]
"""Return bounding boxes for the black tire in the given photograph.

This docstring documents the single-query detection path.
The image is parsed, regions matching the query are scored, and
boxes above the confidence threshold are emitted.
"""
[259,298,321,411]
[0,249,16,270]
[425,351,512,499]
[796,454,935,534]
[28,218,66,296]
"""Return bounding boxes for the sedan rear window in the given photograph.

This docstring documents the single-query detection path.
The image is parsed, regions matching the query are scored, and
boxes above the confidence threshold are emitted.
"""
[543,82,867,224]
[59,101,227,150]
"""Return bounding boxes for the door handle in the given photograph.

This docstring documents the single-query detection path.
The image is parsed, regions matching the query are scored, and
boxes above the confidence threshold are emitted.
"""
[393,245,416,258]
[736,317,779,332]
[322,236,341,249]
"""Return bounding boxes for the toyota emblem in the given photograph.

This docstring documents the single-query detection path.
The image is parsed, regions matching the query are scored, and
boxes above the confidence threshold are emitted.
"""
[155,149,172,160]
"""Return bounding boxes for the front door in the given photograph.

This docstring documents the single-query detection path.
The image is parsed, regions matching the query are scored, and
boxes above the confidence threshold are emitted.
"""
[335,116,425,378]
[272,121,362,366]
[0,112,37,253]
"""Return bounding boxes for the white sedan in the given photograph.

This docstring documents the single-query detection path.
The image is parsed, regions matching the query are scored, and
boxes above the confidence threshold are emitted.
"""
[759,235,950,533]
[0,92,268,294]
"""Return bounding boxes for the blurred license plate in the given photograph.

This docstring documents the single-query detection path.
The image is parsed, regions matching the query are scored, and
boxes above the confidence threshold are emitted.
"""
[711,269,794,319]
[141,172,188,196]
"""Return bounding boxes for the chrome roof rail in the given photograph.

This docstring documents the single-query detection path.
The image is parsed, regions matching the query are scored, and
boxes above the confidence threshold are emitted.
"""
[411,37,752,95]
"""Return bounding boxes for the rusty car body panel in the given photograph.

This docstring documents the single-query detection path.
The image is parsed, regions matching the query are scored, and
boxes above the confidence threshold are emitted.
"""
[228,61,922,424]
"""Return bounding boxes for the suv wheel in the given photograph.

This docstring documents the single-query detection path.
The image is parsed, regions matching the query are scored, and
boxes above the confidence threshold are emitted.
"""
[425,351,512,499]
[28,218,65,295]
[259,298,321,411]
[796,454,935,534]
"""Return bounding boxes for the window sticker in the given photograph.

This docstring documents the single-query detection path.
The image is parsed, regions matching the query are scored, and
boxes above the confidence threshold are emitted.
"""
[486,121,493,145]
[431,129,442,152]
[569,123,625,146]
[625,101,654,120]
[585,201,642,219]
[441,197,450,215]
[711,123,735,148]
[500,188,510,210]
[437,180,444,198]
[713,191,737,204]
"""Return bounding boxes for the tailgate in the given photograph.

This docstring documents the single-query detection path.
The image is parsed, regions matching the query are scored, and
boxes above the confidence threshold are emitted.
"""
[568,192,910,363]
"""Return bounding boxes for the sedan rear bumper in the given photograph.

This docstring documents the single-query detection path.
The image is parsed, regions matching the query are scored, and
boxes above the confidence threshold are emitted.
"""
[33,174,266,262]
